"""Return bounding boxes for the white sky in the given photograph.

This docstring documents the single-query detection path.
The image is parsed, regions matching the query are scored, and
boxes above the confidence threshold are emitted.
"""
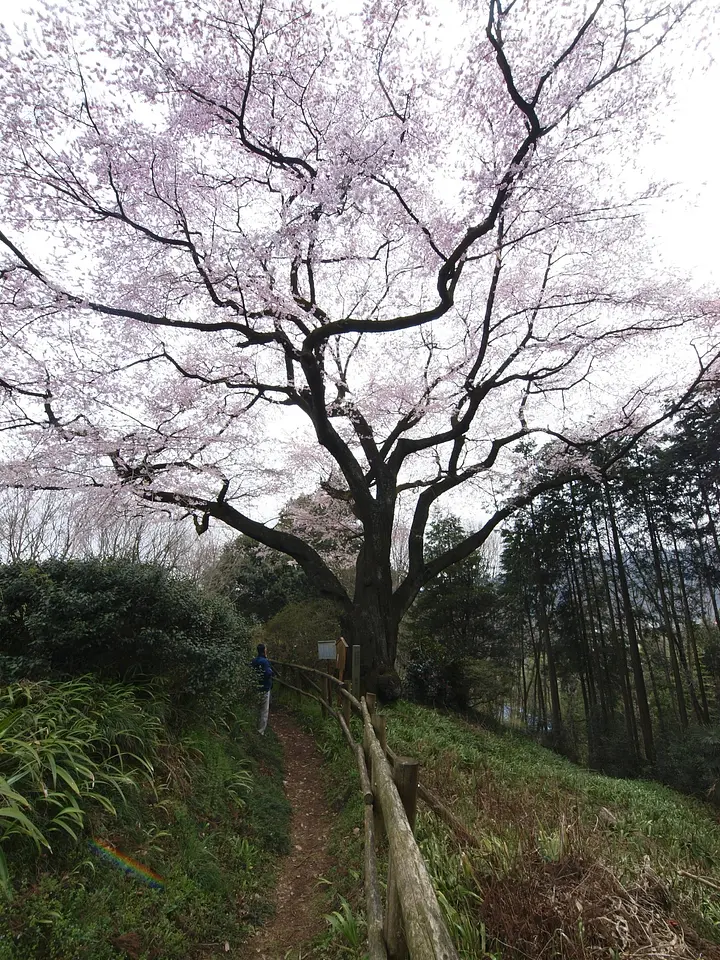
[640,59,720,288]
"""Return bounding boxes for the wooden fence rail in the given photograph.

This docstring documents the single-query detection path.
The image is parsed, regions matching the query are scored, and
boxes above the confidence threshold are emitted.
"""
[271,659,460,960]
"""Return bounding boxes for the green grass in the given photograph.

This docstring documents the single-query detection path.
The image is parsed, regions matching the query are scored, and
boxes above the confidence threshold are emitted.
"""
[384,700,720,959]
[0,679,161,884]
[0,682,290,959]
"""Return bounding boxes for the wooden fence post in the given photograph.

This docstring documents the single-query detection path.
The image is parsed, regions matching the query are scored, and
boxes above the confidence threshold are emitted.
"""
[384,757,419,960]
[342,684,352,727]
[372,714,386,754]
[321,672,330,719]
[366,692,377,715]
[352,645,361,701]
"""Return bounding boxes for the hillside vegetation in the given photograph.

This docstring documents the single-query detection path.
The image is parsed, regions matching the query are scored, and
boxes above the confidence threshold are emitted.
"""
[0,678,290,959]
[387,702,720,960]
[283,689,720,960]
[0,561,291,959]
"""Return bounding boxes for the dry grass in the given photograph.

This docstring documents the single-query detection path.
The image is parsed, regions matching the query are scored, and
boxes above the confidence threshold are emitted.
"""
[387,702,720,960]
[479,854,720,960]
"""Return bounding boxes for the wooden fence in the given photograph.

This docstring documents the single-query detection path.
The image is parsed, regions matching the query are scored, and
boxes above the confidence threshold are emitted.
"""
[271,653,463,960]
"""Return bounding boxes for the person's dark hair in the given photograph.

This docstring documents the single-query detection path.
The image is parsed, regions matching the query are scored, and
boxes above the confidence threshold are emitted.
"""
[257,643,266,657]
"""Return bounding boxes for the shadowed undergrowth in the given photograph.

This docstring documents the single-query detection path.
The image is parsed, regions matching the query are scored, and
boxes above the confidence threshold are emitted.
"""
[0,679,290,959]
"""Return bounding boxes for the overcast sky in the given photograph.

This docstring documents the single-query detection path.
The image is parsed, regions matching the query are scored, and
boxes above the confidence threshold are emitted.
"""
[640,57,720,288]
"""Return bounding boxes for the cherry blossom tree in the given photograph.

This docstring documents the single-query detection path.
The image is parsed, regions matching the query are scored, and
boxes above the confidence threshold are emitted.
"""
[0,0,718,695]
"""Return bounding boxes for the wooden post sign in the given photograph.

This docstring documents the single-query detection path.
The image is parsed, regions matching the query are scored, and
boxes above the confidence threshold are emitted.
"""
[336,636,349,682]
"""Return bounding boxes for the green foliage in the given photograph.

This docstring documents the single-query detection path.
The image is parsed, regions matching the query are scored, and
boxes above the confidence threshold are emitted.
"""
[0,559,252,706]
[0,679,161,893]
[275,691,720,959]
[323,896,365,953]
[417,829,486,960]
[257,599,343,666]
[0,683,291,958]
[654,724,720,801]
[403,636,470,707]
[404,516,503,710]
[204,535,319,622]
[498,406,720,774]
[462,659,515,718]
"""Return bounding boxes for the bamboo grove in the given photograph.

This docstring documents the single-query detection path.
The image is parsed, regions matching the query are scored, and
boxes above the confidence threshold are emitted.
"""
[500,391,720,781]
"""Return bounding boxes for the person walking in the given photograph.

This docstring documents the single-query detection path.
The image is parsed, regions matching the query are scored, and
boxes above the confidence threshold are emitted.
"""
[251,643,274,735]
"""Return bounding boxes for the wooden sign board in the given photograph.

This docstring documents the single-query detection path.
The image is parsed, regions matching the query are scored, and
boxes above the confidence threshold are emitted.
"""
[336,636,349,681]
[318,641,337,661]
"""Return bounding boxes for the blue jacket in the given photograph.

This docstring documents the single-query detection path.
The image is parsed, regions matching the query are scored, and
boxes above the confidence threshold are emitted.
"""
[251,655,274,692]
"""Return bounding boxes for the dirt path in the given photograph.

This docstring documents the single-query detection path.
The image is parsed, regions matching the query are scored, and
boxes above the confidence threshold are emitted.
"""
[249,709,335,960]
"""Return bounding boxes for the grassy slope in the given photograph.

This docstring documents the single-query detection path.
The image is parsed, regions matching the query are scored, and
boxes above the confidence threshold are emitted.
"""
[385,701,720,960]
[0,693,290,960]
[274,690,720,960]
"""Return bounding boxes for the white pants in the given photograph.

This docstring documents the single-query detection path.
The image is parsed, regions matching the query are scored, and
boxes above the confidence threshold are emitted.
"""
[258,690,271,734]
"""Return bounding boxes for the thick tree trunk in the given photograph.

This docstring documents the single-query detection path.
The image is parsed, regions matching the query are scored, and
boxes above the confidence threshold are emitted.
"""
[343,596,401,700]
[346,534,402,701]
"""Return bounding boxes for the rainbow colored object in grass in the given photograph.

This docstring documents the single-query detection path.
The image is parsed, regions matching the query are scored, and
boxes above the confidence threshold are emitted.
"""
[90,838,165,890]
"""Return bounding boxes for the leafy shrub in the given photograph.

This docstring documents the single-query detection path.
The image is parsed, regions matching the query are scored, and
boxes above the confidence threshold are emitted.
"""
[0,560,252,705]
[404,638,470,708]
[255,598,343,666]
[404,641,513,714]
[0,691,291,958]
[203,535,320,622]
[0,678,163,891]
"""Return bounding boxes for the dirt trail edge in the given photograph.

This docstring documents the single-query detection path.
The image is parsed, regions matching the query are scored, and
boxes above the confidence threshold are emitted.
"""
[249,709,335,960]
